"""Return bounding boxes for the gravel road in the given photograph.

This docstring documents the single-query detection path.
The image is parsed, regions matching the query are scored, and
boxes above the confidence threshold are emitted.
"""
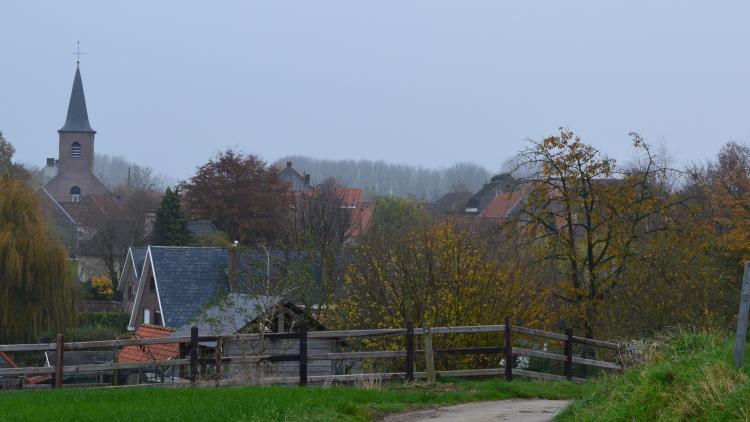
[381,399,570,422]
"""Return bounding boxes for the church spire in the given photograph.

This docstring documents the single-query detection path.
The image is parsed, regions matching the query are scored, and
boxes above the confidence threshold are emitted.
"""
[59,64,95,133]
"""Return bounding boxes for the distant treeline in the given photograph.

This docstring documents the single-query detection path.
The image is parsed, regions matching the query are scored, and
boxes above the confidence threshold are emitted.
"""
[274,156,494,201]
[94,153,172,190]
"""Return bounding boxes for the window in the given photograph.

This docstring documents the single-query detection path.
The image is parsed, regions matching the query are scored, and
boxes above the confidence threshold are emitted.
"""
[143,309,151,325]
[153,311,162,326]
[70,186,81,202]
[149,276,155,291]
[128,284,134,300]
[71,142,82,159]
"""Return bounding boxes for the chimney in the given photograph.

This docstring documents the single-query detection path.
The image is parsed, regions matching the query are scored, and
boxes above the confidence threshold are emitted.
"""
[286,161,292,169]
[304,174,310,185]
[227,241,240,292]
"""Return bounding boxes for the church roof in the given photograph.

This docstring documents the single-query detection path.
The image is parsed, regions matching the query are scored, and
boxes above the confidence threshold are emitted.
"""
[59,65,95,133]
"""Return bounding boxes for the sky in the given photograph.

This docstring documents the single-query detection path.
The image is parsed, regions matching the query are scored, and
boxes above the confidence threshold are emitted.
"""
[2,1,750,180]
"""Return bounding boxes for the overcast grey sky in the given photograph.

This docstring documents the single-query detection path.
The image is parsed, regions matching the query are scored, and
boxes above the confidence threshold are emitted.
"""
[2,1,749,179]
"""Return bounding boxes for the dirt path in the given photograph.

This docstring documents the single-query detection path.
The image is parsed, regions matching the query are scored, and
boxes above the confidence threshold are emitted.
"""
[381,399,570,422]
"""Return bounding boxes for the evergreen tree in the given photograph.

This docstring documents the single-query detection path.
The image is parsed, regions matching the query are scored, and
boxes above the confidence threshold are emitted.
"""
[152,187,192,246]
[0,176,77,342]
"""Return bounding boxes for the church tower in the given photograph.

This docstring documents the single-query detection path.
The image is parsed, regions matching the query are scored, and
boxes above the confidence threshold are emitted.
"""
[58,64,96,175]
[42,64,111,203]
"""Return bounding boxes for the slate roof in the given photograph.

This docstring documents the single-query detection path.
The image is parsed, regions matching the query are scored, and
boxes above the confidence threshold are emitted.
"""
[118,325,179,362]
[279,161,312,192]
[172,294,281,338]
[59,65,95,133]
[149,246,230,329]
[186,220,219,237]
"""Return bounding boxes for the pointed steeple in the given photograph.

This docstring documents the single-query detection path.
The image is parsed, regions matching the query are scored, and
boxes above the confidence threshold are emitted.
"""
[59,65,95,133]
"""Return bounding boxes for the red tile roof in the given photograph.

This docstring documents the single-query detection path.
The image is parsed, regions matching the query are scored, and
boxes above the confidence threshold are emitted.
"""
[346,202,375,237]
[117,325,179,363]
[60,194,128,227]
[478,192,524,219]
[335,188,364,207]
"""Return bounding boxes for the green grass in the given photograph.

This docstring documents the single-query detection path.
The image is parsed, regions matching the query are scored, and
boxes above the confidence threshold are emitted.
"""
[557,331,750,421]
[0,378,592,421]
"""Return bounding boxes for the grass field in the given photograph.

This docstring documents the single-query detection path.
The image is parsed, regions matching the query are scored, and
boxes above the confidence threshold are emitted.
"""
[0,377,593,421]
[557,332,750,421]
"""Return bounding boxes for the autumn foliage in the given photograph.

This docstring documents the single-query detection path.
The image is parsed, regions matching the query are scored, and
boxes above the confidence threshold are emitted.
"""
[0,176,77,342]
[181,150,292,245]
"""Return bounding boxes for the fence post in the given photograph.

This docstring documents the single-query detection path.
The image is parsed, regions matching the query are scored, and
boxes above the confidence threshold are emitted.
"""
[112,350,119,386]
[504,317,513,381]
[54,333,64,388]
[735,262,750,369]
[190,326,198,385]
[215,337,223,386]
[405,320,414,382]
[423,326,436,384]
[564,328,573,380]
[299,322,308,387]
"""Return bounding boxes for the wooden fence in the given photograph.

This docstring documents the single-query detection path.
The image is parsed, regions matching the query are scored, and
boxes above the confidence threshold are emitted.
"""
[0,318,624,389]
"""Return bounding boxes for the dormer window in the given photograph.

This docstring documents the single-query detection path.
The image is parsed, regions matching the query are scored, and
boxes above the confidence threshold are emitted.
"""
[70,186,81,202]
[71,142,82,159]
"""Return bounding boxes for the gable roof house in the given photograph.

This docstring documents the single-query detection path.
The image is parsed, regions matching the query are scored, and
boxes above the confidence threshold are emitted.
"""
[118,247,148,312]
[126,246,322,331]
[279,161,312,192]
[464,173,520,215]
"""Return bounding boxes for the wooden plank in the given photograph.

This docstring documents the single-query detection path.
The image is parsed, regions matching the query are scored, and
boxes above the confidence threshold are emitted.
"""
[423,326,436,384]
[0,359,190,377]
[0,336,200,352]
[307,329,406,338]
[190,327,198,385]
[564,328,573,380]
[512,326,568,341]
[433,368,502,377]
[405,320,414,381]
[433,347,502,355]
[513,347,567,363]
[514,368,586,383]
[571,336,620,350]
[513,347,622,370]
[306,350,406,360]
[504,316,513,381]
[735,261,750,369]
[54,334,63,388]
[414,325,504,335]
[572,356,622,370]
[299,323,308,387]
[0,366,56,376]
[0,342,57,352]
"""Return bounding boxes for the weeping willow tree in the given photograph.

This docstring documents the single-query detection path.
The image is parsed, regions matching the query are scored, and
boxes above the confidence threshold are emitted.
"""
[0,176,77,343]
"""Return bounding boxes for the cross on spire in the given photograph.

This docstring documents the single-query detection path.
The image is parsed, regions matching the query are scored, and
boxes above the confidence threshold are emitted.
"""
[73,41,85,65]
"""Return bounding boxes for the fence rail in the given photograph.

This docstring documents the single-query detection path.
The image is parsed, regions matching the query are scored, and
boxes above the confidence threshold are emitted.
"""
[0,319,624,389]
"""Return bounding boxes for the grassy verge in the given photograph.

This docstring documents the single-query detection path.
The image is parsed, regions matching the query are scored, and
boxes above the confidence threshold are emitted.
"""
[557,332,750,421]
[0,377,592,422]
